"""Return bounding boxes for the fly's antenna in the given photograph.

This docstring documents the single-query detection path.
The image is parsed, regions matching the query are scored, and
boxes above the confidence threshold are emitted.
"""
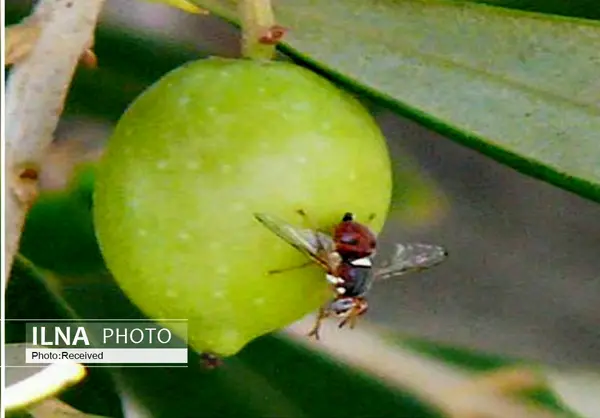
[365,213,376,227]
[342,212,376,226]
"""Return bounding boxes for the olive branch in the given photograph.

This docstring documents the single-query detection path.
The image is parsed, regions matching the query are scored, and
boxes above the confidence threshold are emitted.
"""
[5,0,105,285]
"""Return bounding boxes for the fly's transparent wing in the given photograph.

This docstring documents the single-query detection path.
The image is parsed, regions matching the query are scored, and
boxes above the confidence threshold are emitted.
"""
[254,213,335,268]
[372,243,447,281]
[304,231,336,253]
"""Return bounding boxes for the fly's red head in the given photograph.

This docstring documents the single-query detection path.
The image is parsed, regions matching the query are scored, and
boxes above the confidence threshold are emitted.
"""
[333,212,377,260]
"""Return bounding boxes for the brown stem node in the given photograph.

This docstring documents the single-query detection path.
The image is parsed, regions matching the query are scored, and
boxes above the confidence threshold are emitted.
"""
[259,25,288,45]
[79,48,98,68]
[14,164,41,210]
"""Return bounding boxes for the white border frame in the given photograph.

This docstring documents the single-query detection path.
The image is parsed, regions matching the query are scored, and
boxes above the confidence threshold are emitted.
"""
[2,1,9,417]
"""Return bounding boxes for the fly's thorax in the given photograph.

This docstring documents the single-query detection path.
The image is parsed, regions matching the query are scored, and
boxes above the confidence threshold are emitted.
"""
[333,218,377,261]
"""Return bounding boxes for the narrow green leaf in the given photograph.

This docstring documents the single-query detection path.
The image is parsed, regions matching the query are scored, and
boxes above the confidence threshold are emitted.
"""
[195,0,600,202]
[140,0,208,14]
[468,0,600,20]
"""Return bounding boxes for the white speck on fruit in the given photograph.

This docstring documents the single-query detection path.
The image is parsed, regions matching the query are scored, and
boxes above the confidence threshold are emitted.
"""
[220,164,232,174]
[138,229,148,237]
[296,156,307,165]
[322,121,332,130]
[186,160,200,170]
[207,106,217,115]
[315,140,328,150]
[179,96,190,106]
[257,87,266,94]
[220,330,239,346]
[213,290,225,299]
[348,171,357,181]
[254,297,265,306]
[292,102,310,111]
[127,199,139,209]
[232,202,245,212]
[156,160,168,170]
[221,70,230,78]
[166,289,177,298]
[178,231,190,241]
[217,265,229,275]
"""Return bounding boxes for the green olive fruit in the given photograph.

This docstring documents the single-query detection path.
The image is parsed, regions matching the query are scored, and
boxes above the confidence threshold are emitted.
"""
[93,57,392,357]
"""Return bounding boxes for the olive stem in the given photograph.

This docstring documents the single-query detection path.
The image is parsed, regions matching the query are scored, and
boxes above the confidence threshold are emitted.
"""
[4,0,105,285]
[239,0,278,60]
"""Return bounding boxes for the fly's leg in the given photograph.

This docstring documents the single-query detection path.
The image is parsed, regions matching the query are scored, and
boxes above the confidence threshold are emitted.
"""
[268,261,313,275]
[347,311,360,329]
[338,310,356,329]
[364,212,377,227]
[307,306,330,340]
[338,298,368,330]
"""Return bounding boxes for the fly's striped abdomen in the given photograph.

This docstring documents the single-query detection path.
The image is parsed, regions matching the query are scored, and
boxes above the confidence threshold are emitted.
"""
[334,258,374,298]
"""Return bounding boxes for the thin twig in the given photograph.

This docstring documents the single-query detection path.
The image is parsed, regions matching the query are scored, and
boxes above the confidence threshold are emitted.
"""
[4,0,106,285]
[5,355,86,412]
[239,0,280,59]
